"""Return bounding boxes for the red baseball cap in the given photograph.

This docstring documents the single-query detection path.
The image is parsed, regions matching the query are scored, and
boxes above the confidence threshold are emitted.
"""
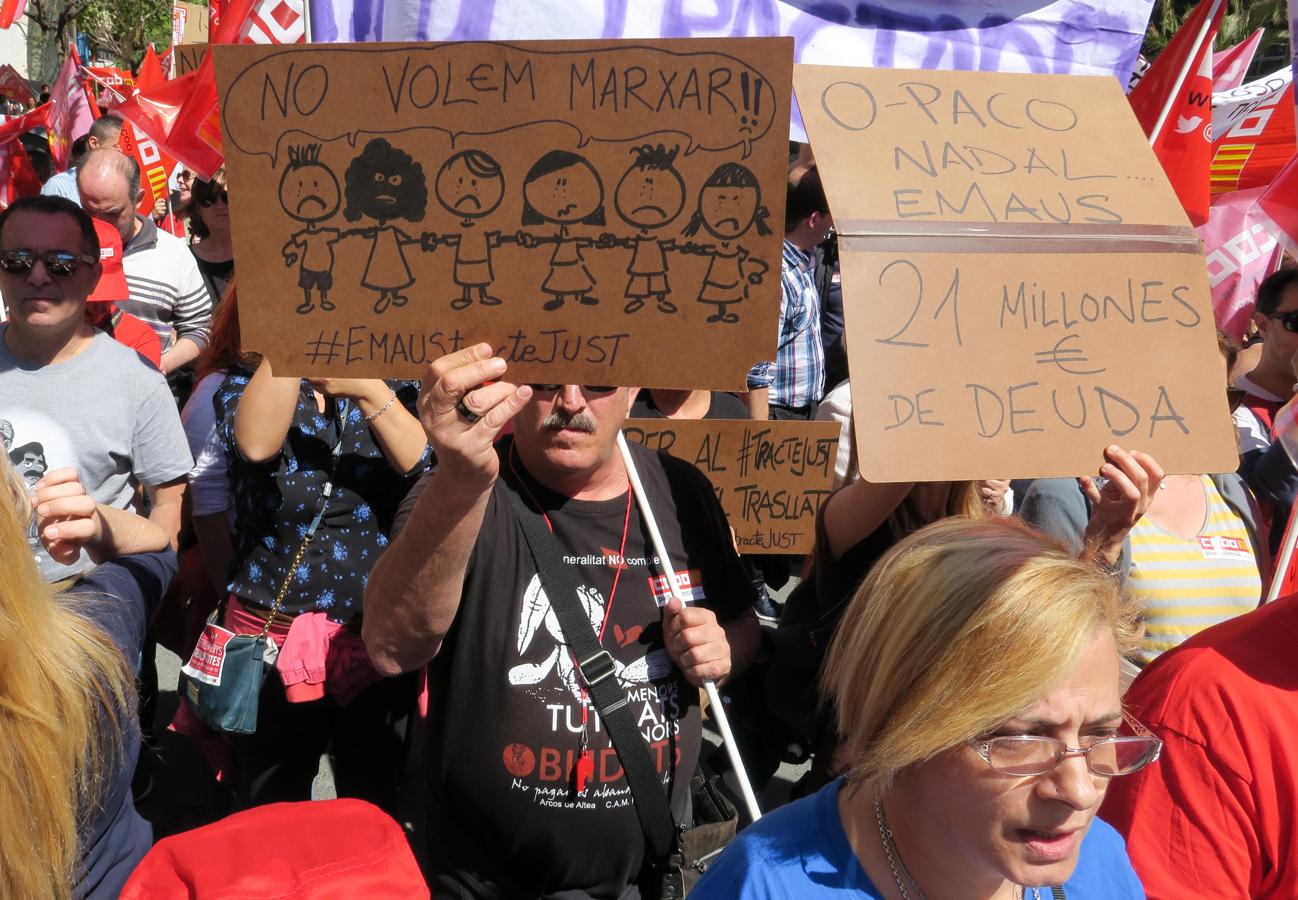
[87,217,129,304]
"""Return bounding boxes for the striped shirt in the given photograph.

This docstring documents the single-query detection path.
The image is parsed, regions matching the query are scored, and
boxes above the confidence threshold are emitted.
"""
[1128,475,1262,664]
[747,240,825,409]
[121,216,213,352]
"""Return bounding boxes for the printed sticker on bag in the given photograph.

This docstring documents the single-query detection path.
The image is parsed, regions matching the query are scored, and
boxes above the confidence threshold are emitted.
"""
[181,623,237,686]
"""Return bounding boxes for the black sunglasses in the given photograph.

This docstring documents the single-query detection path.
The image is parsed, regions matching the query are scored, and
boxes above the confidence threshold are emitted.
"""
[1267,311,1298,333]
[0,249,97,277]
[199,189,229,207]
[529,384,618,395]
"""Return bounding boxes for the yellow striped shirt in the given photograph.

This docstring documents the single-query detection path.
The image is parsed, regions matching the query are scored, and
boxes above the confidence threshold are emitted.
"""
[1128,476,1261,664]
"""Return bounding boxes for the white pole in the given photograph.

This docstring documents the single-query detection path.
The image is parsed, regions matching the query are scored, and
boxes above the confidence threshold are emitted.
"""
[1268,508,1298,603]
[1147,0,1224,147]
[616,432,762,822]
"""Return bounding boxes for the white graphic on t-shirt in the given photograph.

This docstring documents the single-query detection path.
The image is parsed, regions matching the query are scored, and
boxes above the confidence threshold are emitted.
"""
[507,574,672,700]
[2,412,76,570]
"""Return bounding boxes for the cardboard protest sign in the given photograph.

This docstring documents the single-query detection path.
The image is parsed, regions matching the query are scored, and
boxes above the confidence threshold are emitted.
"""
[175,43,207,77]
[213,40,791,388]
[179,1,209,43]
[794,65,1238,481]
[623,418,839,554]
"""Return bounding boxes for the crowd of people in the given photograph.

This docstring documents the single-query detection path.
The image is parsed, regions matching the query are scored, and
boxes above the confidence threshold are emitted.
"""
[1,109,1295,900]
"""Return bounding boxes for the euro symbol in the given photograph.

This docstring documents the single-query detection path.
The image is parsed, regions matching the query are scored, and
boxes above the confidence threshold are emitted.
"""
[1034,334,1105,376]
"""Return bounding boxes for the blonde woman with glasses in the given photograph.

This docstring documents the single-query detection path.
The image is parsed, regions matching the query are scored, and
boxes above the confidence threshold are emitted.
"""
[0,458,174,899]
[692,517,1159,899]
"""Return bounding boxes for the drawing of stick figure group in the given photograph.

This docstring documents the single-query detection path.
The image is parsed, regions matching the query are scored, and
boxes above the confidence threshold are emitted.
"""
[278,138,772,323]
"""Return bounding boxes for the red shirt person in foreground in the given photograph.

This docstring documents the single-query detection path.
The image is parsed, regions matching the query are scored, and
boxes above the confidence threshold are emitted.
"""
[85,218,161,368]
[1101,594,1298,898]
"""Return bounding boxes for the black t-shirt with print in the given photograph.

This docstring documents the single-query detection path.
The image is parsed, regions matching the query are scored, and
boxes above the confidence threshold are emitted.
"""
[408,437,755,899]
[629,390,750,421]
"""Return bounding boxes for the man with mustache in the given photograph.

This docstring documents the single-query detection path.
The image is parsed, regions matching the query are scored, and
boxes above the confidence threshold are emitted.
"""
[745,164,832,420]
[0,196,191,581]
[363,352,761,899]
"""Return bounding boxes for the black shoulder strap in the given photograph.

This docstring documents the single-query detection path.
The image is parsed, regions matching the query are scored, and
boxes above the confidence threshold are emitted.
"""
[500,479,677,864]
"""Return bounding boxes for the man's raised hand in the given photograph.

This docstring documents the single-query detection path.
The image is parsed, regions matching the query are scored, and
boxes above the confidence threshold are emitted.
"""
[418,344,532,488]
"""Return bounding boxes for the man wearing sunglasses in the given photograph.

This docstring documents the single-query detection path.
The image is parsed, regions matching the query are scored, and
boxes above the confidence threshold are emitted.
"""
[77,149,212,377]
[1235,268,1298,553]
[0,196,192,581]
[363,349,762,899]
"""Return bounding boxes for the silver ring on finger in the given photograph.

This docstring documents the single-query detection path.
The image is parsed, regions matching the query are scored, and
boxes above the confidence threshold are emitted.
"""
[456,396,481,424]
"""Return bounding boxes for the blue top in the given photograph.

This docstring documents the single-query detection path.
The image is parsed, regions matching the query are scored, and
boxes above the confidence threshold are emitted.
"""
[690,779,1146,899]
[68,551,178,899]
[215,370,429,622]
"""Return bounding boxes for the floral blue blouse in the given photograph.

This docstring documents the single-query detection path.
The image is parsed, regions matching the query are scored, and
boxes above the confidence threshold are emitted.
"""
[215,369,430,623]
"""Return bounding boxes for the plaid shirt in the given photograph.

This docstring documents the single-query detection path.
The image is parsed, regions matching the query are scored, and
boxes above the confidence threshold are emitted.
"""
[747,240,825,409]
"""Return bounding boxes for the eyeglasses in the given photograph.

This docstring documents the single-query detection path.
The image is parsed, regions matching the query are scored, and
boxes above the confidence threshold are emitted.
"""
[0,249,97,277]
[970,726,1162,777]
[529,384,618,395]
[1267,311,1298,333]
[199,189,229,207]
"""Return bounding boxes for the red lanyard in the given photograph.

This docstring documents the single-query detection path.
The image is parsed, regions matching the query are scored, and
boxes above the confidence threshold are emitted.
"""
[509,446,632,793]
[508,445,632,637]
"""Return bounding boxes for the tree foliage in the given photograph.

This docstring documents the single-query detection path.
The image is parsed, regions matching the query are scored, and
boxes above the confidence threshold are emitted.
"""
[77,0,174,68]
[1143,0,1290,61]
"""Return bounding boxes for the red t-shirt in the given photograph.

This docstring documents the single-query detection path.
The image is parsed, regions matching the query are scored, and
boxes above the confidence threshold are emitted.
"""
[88,305,162,369]
[1101,595,1298,898]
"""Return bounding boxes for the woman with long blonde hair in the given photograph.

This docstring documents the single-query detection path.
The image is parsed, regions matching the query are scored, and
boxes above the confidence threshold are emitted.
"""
[0,457,173,898]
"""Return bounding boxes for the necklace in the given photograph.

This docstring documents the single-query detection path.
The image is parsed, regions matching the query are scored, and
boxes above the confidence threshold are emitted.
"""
[875,799,1035,900]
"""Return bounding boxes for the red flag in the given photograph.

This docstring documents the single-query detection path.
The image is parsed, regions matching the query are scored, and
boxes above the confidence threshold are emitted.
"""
[114,53,222,179]
[0,101,49,147]
[137,45,166,88]
[117,119,175,214]
[1210,66,1296,195]
[168,52,223,178]
[212,0,256,42]
[0,0,27,30]
[0,142,42,208]
[48,49,96,171]
[1255,152,1298,247]
[112,71,196,146]
[1197,186,1284,340]
[119,45,181,215]
[1128,0,1225,225]
[1213,28,1264,91]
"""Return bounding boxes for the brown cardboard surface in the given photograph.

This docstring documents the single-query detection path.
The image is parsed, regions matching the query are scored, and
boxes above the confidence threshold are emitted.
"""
[178,1,208,44]
[623,418,840,554]
[794,65,1189,231]
[175,43,207,77]
[794,65,1237,481]
[839,249,1239,481]
[213,40,792,388]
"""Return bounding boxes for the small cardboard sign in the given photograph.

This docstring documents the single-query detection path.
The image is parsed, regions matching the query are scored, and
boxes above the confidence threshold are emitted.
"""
[795,65,1238,481]
[178,0,209,44]
[175,43,207,77]
[213,39,792,389]
[623,418,840,554]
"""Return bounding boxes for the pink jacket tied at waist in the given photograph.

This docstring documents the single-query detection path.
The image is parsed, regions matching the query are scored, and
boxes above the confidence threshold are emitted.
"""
[224,596,382,705]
